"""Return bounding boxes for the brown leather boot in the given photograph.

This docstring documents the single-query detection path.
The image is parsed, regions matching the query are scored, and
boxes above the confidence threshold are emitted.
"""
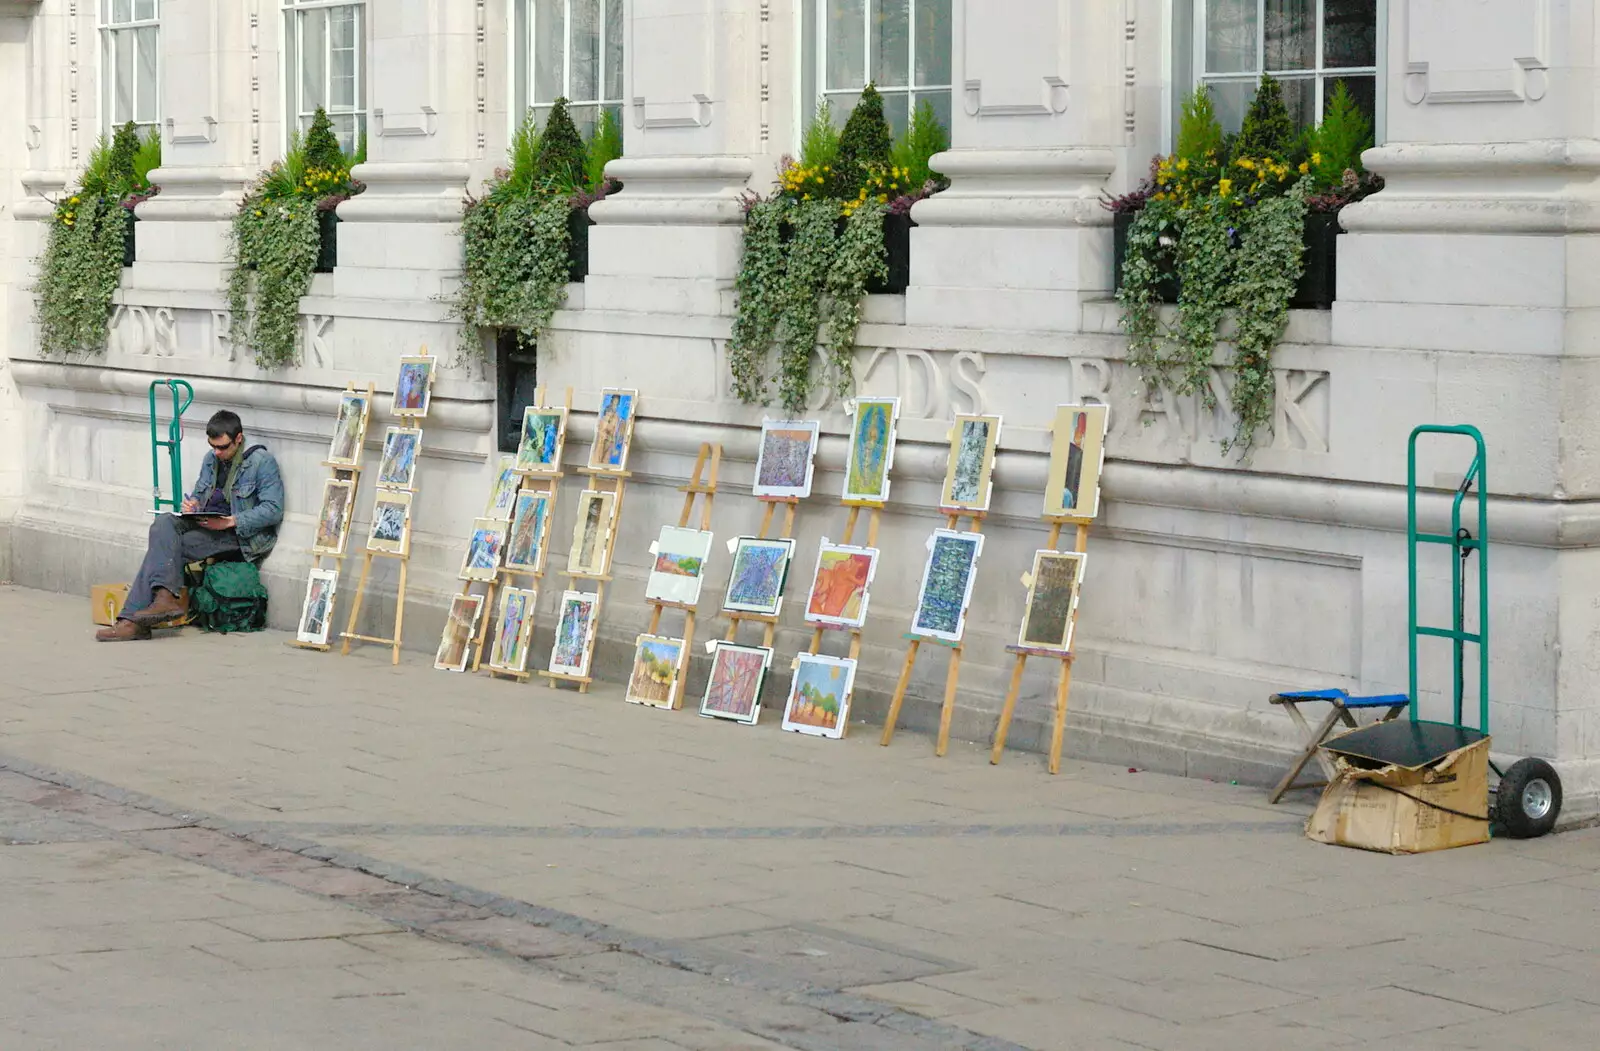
[129,587,186,626]
[95,619,152,642]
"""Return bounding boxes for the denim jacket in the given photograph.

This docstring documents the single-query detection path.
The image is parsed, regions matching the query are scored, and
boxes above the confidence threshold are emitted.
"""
[190,444,285,562]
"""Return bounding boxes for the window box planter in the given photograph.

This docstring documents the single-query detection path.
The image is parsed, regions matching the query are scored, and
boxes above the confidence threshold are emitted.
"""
[770,211,916,295]
[122,209,138,267]
[567,205,594,283]
[1111,209,1342,309]
[313,210,339,273]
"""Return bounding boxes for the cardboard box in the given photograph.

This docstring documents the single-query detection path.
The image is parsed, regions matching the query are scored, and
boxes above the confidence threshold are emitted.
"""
[90,583,131,626]
[1306,733,1491,854]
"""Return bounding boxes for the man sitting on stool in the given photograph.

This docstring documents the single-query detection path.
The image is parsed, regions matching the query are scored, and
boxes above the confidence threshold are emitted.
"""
[97,410,284,642]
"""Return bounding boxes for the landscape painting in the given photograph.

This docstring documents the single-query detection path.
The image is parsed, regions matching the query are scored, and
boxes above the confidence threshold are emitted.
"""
[1043,404,1109,520]
[940,414,1002,512]
[296,569,338,647]
[842,397,899,503]
[588,388,638,471]
[312,478,355,556]
[459,517,508,582]
[644,526,714,605]
[699,642,771,724]
[625,634,685,709]
[910,529,985,642]
[504,492,550,572]
[367,491,412,555]
[516,406,568,474]
[566,490,616,575]
[722,537,795,616]
[391,354,436,418]
[434,594,483,673]
[377,427,423,489]
[803,544,878,628]
[549,591,597,677]
[1019,550,1087,653]
[781,654,857,739]
[327,392,370,466]
[752,420,819,499]
[488,586,537,674]
[483,454,521,519]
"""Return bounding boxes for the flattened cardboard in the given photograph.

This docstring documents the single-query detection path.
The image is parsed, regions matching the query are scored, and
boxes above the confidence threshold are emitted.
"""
[1306,734,1491,855]
[91,583,131,626]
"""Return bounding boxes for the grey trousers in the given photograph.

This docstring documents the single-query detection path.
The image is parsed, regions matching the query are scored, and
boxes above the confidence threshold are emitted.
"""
[119,515,242,619]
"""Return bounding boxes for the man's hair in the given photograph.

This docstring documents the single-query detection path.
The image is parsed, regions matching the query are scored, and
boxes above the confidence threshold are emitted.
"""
[206,410,244,441]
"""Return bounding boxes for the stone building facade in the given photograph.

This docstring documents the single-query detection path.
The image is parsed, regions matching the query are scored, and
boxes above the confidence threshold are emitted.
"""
[3,1,1597,815]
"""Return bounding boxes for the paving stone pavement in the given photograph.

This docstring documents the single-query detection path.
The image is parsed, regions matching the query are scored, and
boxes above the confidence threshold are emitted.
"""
[2,584,1600,1050]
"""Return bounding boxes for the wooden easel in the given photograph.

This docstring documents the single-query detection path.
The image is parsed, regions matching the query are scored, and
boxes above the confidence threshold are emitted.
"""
[990,516,1091,774]
[633,442,720,709]
[879,508,986,756]
[291,380,374,652]
[540,464,630,695]
[722,494,800,650]
[478,386,572,680]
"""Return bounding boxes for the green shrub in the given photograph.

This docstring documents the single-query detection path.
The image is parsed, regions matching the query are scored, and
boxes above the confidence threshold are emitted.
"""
[1234,75,1297,161]
[836,84,893,199]
[1175,86,1225,174]
[107,122,141,191]
[892,99,949,191]
[799,100,841,171]
[131,130,162,194]
[303,107,345,174]
[1304,81,1372,187]
[533,98,588,193]
[585,108,623,192]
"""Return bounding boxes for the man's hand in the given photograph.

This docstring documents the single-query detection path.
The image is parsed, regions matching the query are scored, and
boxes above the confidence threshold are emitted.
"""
[181,497,199,513]
[199,516,236,531]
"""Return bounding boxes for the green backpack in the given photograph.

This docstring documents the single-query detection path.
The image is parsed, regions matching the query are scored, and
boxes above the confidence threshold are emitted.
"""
[191,561,269,634]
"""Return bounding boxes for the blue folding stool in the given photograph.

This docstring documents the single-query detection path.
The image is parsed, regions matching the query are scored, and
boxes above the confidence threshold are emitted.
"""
[1266,688,1410,803]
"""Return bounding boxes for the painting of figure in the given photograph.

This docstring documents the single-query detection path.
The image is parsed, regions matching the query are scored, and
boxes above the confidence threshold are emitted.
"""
[941,414,1001,512]
[910,529,985,642]
[626,634,685,709]
[516,407,567,474]
[842,398,898,503]
[722,537,795,616]
[504,492,550,572]
[378,427,422,489]
[1043,405,1108,520]
[312,479,355,556]
[368,492,412,554]
[296,569,338,646]
[460,518,507,582]
[434,594,483,673]
[804,544,878,628]
[327,392,370,466]
[587,388,638,471]
[699,643,771,724]
[567,490,616,575]
[488,586,537,674]
[391,355,435,418]
[782,654,857,739]
[549,591,597,676]
[1019,550,1086,653]
[752,420,819,499]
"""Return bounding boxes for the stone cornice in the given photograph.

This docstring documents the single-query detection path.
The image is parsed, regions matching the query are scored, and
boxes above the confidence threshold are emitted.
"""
[588,157,755,226]
[338,162,473,223]
[910,147,1118,227]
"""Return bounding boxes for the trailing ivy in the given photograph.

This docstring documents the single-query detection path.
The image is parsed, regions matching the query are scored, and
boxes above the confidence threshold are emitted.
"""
[775,200,839,412]
[33,121,159,358]
[1227,179,1309,452]
[819,198,889,396]
[728,197,789,402]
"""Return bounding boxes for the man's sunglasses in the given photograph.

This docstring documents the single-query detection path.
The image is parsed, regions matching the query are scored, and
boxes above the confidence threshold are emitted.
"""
[209,437,238,452]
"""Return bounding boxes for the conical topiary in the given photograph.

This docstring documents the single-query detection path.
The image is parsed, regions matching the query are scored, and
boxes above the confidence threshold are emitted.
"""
[836,84,894,199]
[107,121,141,194]
[1175,86,1224,171]
[1234,75,1297,161]
[533,98,588,193]
[303,107,345,172]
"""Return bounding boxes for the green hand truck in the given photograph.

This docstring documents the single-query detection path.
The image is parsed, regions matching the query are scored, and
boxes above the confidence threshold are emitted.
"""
[1406,424,1561,838]
[149,378,194,512]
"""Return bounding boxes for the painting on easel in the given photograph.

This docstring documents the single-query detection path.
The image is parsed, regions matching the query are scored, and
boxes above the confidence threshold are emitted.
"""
[588,388,638,472]
[841,397,899,503]
[723,537,796,616]
[460,518,508,582]
[296,569,338,646]
[391,355,437,419]
[504,491,551,573]
[940,414,1002,512]
[484,454,521,520]
[377,427,423,490]
[567,490,616,576]
[516,406,568,474]
[1042,405,1108,520]
[625,634,685,708]
[753,420,819,499]
[487,586,538,674]
[1019,550,1086,653]
[699,642,772,724]
[434,594,484,673]
[327,391,371,466]
[549,591,598,676]
[803,543,878,628]
[645,526,714,605]
[909,529,984,643]
[367,491,413,555]
[781,653,856,739]
[312,478,356,556]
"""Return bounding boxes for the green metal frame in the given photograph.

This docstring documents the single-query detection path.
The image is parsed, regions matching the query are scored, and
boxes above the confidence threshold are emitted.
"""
[149,378,194,512]
[1406,424,1490,733]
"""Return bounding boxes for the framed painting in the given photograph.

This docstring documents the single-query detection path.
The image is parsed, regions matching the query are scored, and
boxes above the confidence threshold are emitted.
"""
[699,642,772,725]
[487,586,538,674]
[296,568,338,647]
[1042,404,1109,520]
[752,420,819,499]
[909,529,985,643]
[841,397,899,504]
[566,489,616,576]
[625,634,686,709]
[548,590,598,677]
[587,388,638,472]
[460,517,508,582]
[484,454,521,520]
[367,490,413,555]
[377,426,423,490]
[782,653,857,739]
[504,491,551,573]
[722,537,796,616]
[311,478,356,556]
[645,526,714,606]
[434,593,483,673]
[391,354,436,418]
[326,391,371,467]
[803,543,879,628]
[516,406,568,475]
[940,414,1002,513]
[1018,550,1087,653]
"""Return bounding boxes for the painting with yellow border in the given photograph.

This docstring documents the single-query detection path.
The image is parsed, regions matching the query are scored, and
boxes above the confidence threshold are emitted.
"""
[1042,405,1108,520]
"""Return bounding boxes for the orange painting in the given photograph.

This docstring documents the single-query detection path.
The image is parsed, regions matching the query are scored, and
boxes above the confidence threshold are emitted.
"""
[805,546,877,627]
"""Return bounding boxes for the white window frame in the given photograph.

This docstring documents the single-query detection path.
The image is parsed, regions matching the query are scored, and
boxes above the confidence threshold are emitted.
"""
[1192,0,1386,141]
[282,0,368,154]
[812,1,952,135]
[99,0,162,133]
[512,0,625,135]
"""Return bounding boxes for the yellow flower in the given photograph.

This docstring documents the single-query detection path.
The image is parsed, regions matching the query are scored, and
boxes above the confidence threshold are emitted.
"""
[1236,158,1255,170]
[1176,158,1189,171]
[1298,161,1310,174]
[255,210,264,217]
[70,195,80,204]
[1218,178,1233,197]
[1312,152,1322,166]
